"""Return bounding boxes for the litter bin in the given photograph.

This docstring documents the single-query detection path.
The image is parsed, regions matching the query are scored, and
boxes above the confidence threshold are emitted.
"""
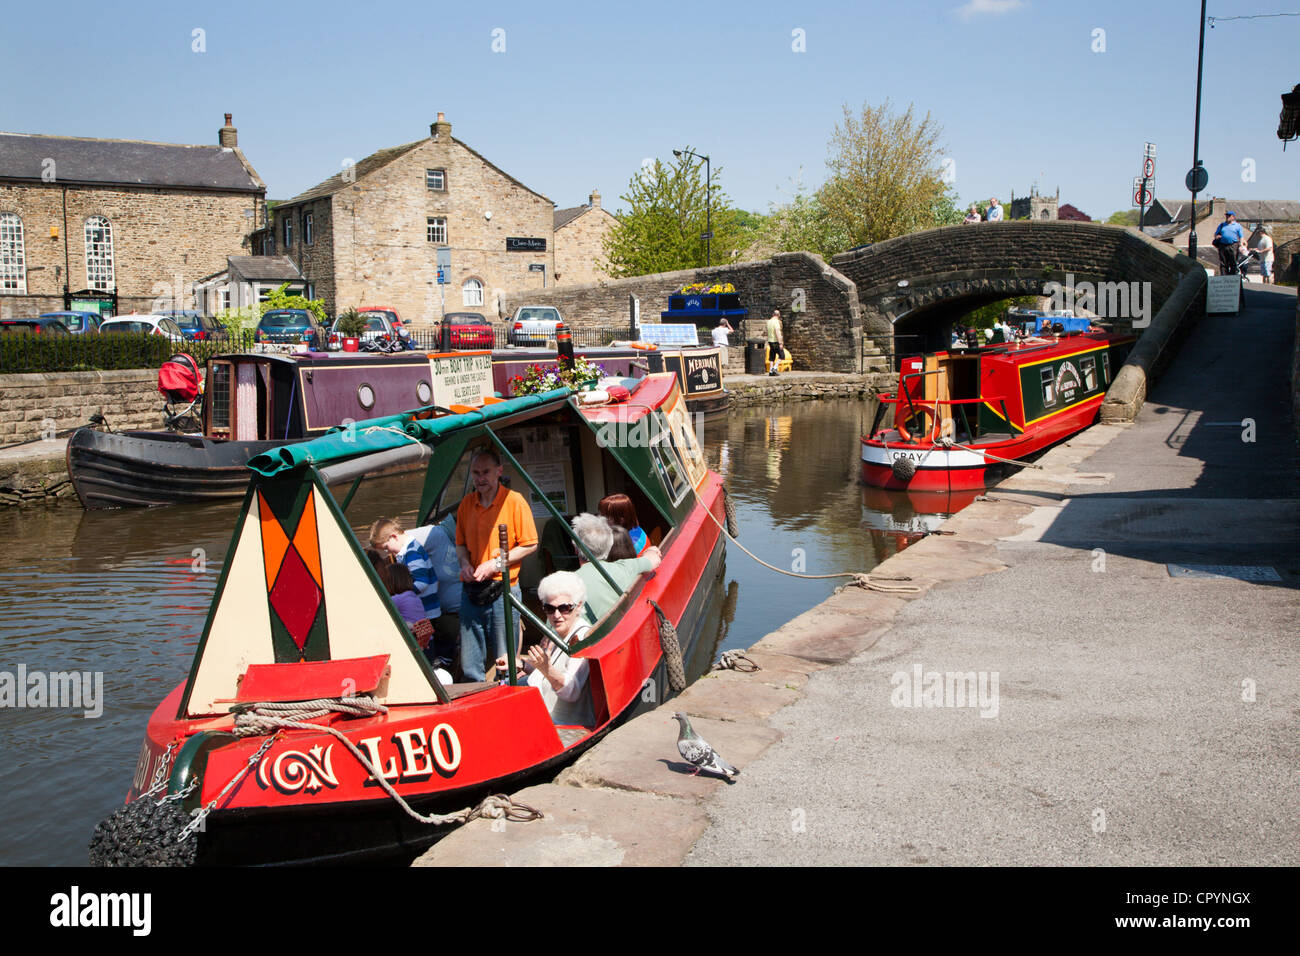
[745,338,767,375]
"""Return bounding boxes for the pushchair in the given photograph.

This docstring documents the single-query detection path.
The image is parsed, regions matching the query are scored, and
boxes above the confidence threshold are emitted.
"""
[157,353,203,432]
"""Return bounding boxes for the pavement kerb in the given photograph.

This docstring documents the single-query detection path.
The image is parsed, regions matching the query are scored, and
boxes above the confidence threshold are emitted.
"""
[413,424,1130,866]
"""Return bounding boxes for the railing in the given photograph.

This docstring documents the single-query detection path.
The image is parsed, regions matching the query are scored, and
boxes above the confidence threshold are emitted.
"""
[870,383,1018,441]
[407,324,636,352]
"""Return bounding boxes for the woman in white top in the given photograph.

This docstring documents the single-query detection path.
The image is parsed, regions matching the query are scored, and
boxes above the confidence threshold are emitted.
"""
[496,570,593,726]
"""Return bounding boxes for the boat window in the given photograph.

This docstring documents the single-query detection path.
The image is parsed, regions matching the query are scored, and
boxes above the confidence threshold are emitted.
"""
[1101,352,1110,384]
[1081,356,1097,391]
[209,361,232,435]
[1040,367,1056,407]
[651,430,691,506]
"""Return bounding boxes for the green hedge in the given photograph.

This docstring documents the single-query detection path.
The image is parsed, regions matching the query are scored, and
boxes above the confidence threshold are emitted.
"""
[0,332,256,374]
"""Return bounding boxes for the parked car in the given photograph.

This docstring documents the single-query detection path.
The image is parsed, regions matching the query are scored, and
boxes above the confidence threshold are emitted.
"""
[255,309,326,349]
[328,310,406,351]
[507,306,564,346]
[0,316,71,335]
[357,307,413,346]
[155,310,228,343]
[40,311,102,334]
[439,312,496,349]
[99,315,187,342]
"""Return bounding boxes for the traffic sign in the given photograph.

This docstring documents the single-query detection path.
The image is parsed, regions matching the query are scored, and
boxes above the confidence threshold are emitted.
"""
[1143,156,1156,178]
[436,270,445,285]
[1186,165,1209,193]
[1133,186,1153,207]
[1143,142,1157,158]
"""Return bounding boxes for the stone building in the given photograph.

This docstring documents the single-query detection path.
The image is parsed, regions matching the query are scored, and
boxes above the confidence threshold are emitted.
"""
[553,190,619,285]
[0,115,266,316]
[267,114,554,324]
[1010,186,1059,220]
[1143,196,1300,277]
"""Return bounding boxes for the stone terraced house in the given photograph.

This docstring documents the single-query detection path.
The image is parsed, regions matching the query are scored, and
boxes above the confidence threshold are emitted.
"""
[553,189,619,286]
[265,114,556,325]
[0,115,266,316]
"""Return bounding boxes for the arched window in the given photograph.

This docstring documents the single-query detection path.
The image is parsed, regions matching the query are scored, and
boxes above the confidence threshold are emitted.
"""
[0,213,26,294]
[1040,209,1050,220]
[462,277,484,307]
[85,216,114,291]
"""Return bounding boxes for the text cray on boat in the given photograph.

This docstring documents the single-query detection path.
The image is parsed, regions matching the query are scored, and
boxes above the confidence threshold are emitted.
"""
[91,372,731,865]
[861,323,1135,491]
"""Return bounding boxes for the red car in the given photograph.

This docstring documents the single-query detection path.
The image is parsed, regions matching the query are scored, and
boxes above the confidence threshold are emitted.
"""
[439,312,496,349]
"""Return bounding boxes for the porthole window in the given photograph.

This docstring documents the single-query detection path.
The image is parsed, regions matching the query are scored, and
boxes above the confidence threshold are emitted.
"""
[357,383,376,410]
[416,381,432,405]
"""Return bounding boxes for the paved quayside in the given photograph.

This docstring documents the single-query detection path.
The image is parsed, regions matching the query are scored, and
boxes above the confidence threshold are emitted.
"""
[416,286,1299,866]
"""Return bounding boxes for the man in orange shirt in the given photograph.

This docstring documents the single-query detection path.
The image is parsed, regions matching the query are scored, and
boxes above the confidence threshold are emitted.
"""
[456,448,538,681]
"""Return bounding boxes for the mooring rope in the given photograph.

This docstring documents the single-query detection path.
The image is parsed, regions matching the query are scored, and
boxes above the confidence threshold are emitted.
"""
[936,437,1044,470]
[714,650,761,672]
[219,697,542,828]
[692,483,920,591]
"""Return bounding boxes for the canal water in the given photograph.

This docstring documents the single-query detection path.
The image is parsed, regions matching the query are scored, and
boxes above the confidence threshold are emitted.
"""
[0,396,956,866]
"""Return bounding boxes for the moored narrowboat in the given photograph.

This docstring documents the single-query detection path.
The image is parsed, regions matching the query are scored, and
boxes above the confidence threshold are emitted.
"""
[861,328,1135,491]
[93,372,728,865]
[67,350,469,509]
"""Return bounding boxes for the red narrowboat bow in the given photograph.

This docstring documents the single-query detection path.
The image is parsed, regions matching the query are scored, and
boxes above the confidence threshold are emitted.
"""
[95,373,728,865]
[861,328,1135,491]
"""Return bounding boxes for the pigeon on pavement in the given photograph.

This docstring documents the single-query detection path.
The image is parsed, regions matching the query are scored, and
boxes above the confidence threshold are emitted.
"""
[672,712,739,779]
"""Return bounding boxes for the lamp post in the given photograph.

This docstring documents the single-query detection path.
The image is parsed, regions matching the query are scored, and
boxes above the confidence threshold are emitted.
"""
[673,147,712,267]
[1188,0,1207,261]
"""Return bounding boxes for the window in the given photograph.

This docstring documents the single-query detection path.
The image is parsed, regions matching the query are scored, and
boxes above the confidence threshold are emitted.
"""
[1101,352,1111,384]
[306,283,315,301]
[1040,367,1056,407]
[218,287,231,313]
[462,278,483,306]
[1081,356,1097,391]
[427,217,447,244]
[304,213,313,246]
[85,216,114,291]
[283,215,293,248]
[426,169,445,191]
[0,213,25,294]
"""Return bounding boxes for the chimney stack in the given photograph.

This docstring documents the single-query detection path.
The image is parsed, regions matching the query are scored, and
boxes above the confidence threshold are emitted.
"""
[589,189,601,209]
[219,113,237,147]
[430,111,451,141]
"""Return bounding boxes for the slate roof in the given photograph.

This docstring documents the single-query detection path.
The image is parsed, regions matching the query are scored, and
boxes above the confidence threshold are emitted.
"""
[1154,198,1300,225]
[228,256,305,282]
[555,205,587,229]
[0,132,263,192]
[279,136,553,208]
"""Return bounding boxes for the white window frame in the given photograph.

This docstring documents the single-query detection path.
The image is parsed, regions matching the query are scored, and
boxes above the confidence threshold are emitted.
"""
[304,213,314,246]
[462,277,484,307]
[85,215,114,292]
[218,287,231,313]
[426,169,446,191]
[0,213,26,294]
[427,217,447,244]
[283,215,293,248]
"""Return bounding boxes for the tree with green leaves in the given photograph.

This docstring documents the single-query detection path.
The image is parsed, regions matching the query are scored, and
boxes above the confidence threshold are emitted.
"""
[820,101,957,245]
[602,151,750,277]
[1105,210,1139,226]
[260,282,328,324]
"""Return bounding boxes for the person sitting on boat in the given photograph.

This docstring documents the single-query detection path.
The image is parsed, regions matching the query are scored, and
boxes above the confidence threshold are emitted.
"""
[374,559,444,681]
[371,517,441,626]
[607,525,638,560]
[455,448,538,682]
[495,570,593,726]
[598,492,649,555]
[571,513,661,624]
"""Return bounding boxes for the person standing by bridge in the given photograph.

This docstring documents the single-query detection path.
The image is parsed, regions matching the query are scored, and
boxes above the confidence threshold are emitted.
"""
[964,204,981,224]
[985,198,1004,222]
[765,309,785,376]
[1212,210,1244,275]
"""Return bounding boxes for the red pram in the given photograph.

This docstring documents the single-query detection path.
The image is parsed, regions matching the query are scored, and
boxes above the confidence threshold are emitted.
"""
[158,353,201,403]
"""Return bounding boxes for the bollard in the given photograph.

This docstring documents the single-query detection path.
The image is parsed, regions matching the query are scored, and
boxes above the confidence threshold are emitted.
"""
[556,324,575,372]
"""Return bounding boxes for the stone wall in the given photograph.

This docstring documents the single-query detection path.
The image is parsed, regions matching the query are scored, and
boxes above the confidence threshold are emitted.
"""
[500,252,865,373]
[0,181,264,317]
[0,370,163,444]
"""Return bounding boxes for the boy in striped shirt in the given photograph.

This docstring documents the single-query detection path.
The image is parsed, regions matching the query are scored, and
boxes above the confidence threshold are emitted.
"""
[369,517,441,623]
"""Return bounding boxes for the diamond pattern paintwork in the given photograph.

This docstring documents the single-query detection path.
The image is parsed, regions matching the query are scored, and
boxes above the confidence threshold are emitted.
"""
[269,544,323,651]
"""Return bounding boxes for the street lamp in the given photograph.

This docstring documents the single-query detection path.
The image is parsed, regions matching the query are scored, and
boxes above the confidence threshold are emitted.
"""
[1188,0,1207,261]
[673,147,712,267]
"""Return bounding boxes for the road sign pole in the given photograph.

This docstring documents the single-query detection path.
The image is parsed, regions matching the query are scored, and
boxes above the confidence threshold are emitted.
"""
[1189,0,1207,260]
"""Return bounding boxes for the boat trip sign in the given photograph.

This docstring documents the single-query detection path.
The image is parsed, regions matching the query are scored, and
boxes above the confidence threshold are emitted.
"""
[430,351,494,407]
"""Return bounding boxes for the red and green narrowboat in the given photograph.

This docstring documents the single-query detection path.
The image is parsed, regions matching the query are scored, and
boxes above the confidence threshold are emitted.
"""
[861,328,1135,491]
[98,372,727,864]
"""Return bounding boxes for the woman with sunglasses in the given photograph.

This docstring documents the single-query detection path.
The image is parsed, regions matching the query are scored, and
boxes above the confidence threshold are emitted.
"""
[495,571,593,726]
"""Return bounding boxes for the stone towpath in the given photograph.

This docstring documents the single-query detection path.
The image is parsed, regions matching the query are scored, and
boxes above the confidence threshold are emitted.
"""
[416,286,1299,866]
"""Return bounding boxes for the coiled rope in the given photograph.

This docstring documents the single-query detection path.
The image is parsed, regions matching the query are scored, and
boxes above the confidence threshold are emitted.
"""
[693,482,921,592]
[714,650,761,672]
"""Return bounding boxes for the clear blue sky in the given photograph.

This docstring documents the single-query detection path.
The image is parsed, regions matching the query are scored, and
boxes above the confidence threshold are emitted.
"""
[5,0,1296,220]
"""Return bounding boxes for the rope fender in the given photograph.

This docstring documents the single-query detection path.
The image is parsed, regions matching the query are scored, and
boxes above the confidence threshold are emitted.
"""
[647,599,687,693]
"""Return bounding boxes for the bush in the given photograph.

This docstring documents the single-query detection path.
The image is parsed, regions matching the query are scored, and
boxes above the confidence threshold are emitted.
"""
[0,332,248,374]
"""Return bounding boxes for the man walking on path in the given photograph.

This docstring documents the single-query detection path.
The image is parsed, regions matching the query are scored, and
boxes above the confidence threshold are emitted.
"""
[1213,210,1244,275]
[765,309,784,376]
[455,448,538,681]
